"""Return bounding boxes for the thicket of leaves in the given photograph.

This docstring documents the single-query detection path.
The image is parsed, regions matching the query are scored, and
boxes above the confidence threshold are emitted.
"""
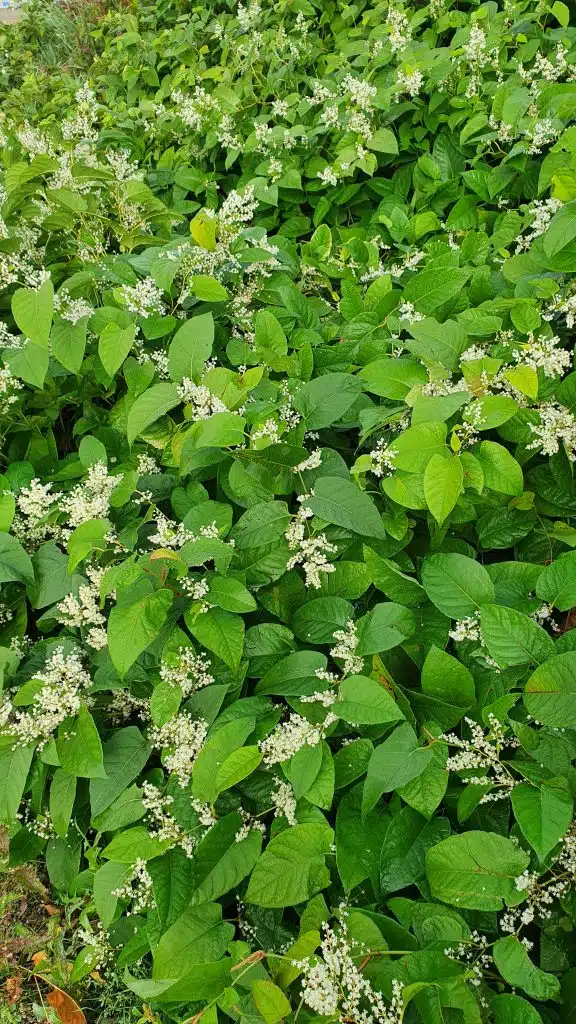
[2,0,576,1021]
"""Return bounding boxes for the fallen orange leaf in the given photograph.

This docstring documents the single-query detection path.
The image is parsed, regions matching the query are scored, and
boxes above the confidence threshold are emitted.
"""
[46,988,86,1024]
[32,951,48,965]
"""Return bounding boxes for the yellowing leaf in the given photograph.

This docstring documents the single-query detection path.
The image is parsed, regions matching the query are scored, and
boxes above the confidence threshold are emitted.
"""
[190,210,217,251]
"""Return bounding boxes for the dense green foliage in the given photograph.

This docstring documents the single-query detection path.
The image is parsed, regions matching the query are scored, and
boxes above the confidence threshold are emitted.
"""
[2,0,576,1021]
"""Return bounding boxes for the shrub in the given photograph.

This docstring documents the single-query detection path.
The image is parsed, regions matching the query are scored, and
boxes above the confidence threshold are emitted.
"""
[1,0,576,1020]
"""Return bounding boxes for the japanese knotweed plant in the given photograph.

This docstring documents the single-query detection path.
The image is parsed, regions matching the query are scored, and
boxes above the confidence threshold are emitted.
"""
[1,0,576,1022]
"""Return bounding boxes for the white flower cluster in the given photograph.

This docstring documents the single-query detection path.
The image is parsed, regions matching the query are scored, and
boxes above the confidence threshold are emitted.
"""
[159,646,214,696]
[0,602,13,625]
[449,613,482,644]
[118,277,165,319]
[112,857,155,914]
[12,478,62,547]
[176,380,228,419]
[76,925,114,972]
[533,602,560,632]
[294,449,323,473]
[386,4,412,53]
[398,300,424,323]
[56,566,107,650]
[108,690,150,724]
[219,186,259,231]
[270,779,298,826]
[395,69,423,97]
[528,402,576,459]
[181,575,213,613]
[149,713,208,787]
[442,714,520,803]
[141,780,214,858]
[369,440,397,478]
[251,418,281,444]
[149,512,196,549]
[444,930,493,987]
[297,914,404,1023]
[60,461,123,530]
[513,333,571,379]
[515,198,562,252]
[285,503,337,589]
[259,712,336,765]
[0,648,91,749]
[53,288,94,325]
[329,620,364,677]
[234,808,267,843]
[136,453,159,475]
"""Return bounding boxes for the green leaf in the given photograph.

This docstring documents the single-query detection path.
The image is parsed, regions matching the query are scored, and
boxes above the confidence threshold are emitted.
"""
[421,553,495,617]
[476,441,523,496]
[67,518,109,573]
[337,675,405,726]
[11,279,53,346]
[393,422,448,473]
[480,605,555,668]
[252,980,291,1024]
[363,723,434,815]
[56,706,106,779]
[3,341,49,388]
[254,311,288,371]
[230,501,291,548]
[406,317,468,371]
[524,652,576,728]
[255,650,328,696]
[412,645,475,729]
[285,741,322,800]
[102,825,171,862]
[403,269,470,315]
[51,315,87,374]
[184,411,246,450]
[49,769,77,838]
[511,782,573,861]
[380,807,450,896]
[535,551,576,610]
[306,477,386,539]
[207,575,257,613]
[355,602,416,654]
[292,597,352,644]
[188,605,244,670]
[335,784,389,892]
[359,357,427,400]
[492,994,544,1024]
[127,382,180,445]
[0,532,34,585]
[292,372,363,428]
[94,860,130,928]
[152,902,234,980]
[214,745,262,796]
[98,322,136,376]
[108,587,173,677]
[426,831,529,911]
[245,823,333,907]
[493,935,561,1001]
[424,454,463,525]
[0,738,34,825]
[168,312,214,383]
[551,0,569,27]
[191,812,262,904]
[191,275,229,302]
[90,726,151,818]
[192,719,255,804]
[543,200,576,257]
[364,548,425,606]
